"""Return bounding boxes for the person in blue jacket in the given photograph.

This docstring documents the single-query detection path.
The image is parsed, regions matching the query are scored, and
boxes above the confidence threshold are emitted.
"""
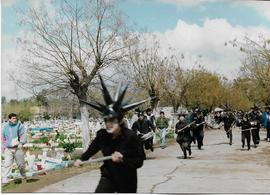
[2,113,27,184]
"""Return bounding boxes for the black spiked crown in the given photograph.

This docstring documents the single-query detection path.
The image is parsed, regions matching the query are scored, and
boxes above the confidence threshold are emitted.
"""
[80,75,154,120]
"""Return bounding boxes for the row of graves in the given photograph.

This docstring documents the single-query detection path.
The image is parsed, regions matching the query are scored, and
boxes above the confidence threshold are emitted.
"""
[3,119,105,181]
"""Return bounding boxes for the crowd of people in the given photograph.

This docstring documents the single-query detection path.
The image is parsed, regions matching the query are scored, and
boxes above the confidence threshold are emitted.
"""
[2,76,270,192]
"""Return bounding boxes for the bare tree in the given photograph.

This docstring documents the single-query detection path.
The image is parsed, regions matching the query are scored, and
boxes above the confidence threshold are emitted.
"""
[229,36,270,104]
[121,35,167,109]
[161,55,193,112]
[240,36,270,86]
[17,0,132,150]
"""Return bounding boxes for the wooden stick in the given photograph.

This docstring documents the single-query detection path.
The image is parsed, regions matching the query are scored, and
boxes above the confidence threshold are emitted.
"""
[176,121,195,133]
[6,156,113,183]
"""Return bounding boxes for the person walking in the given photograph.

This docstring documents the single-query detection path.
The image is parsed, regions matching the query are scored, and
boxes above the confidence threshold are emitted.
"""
[156,111,169,149]
[2,113,27,184]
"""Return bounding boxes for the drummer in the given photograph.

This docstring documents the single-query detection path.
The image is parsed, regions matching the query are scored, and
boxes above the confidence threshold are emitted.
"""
[132,112,155,152]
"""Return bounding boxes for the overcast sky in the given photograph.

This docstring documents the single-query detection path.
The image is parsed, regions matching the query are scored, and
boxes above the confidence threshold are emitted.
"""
[2,0,270,100]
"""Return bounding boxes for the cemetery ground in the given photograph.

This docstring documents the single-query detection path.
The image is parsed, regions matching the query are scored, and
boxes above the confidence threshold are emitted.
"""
[3,128,270,193]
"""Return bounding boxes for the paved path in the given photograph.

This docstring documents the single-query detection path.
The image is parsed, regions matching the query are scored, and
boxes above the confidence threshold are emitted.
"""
[38,129,270,193]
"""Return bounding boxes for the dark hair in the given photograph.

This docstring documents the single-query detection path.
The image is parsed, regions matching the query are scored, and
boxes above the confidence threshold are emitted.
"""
[8,113,17,119]
[146,108,152,112]
[160,111,164,115]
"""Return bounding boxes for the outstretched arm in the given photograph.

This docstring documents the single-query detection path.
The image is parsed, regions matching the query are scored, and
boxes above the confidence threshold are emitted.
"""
[80,135,100,161]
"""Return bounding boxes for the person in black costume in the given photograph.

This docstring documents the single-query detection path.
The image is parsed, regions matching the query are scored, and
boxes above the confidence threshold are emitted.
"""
[248,106,261,147]
[132,112,155,152]
[239,114,251,150]
[221,110,235,145]
[190,107,205,150]
[146,108,156,129]
[175,114,192,159]
[74,75,152,193]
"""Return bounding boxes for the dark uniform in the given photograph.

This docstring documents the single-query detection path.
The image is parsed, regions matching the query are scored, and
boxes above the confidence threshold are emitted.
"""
[80,128,145,193]
[239,117,251,150]
[175,119,192,158]
[221,111,235,145]
[79,75,151,193]
[190,109,204,150]
[132,116,155,151]
[248,108,261,147]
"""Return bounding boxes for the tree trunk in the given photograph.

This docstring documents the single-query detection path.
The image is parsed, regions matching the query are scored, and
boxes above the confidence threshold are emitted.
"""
[149,90,158,109]
[80,102,90,152]
[69,103,73,122]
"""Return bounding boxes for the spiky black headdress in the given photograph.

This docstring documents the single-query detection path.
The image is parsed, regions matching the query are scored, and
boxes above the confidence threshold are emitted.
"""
[81,75,154,120]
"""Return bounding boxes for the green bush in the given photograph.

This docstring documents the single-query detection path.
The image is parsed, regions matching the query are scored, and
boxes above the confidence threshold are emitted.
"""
[59,142,76,153]
[31,136,49,144]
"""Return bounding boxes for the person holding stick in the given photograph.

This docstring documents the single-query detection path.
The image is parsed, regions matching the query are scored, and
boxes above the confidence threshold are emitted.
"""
[175,114,192,159]
[190,107,205,150]
[74,75,151,193]
[132,112,155,152]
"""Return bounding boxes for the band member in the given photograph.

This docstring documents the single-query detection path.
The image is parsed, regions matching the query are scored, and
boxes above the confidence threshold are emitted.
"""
[248,106,261,147]
[221,110,235,145]
[132,112,155,152]
[190,107,204,150]
[214,111,222,124]
[175,114,192,159]
[74,75,151,193]
[239,114,251,150]
[145,108,156,130]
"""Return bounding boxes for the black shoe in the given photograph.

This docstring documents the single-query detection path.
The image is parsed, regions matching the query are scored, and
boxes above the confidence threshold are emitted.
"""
[254,144,257,148]
[188,150,192,156]
[248,147,250,150]
[242,144,244,149]
[150,147,154,152]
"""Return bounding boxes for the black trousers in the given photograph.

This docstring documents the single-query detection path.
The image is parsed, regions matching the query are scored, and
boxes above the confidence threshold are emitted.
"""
[251,128,260,145]
[95,176,137,193]
[176,136,191,157]
[224,127,233,144]
[193,129,204,149]
[241,132,251,149]
[95,177,116,193]
[144,137,153,150]
[267,122,270,139]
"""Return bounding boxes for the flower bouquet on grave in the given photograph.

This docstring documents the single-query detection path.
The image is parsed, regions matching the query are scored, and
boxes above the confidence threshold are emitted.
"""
[57,134,77,160]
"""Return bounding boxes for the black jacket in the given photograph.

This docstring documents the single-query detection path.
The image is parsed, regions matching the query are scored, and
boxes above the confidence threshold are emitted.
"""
[248,111,261,128]
[222,113,235,130]
[80,128,145,192]
[240,120,252,135]
[132,118,155,134]
[191,112,204,131]
[175,121,191,142]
